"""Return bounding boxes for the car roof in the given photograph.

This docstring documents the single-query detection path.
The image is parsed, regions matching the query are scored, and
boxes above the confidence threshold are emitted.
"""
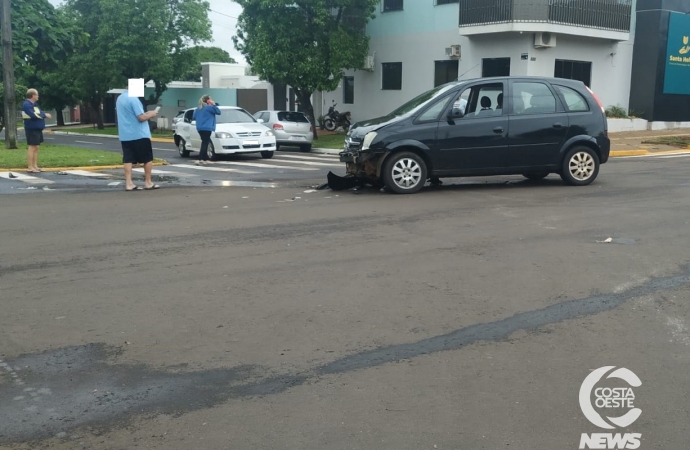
[447,76,586,88]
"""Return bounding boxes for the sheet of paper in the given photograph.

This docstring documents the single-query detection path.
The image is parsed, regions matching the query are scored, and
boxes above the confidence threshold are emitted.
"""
[128,79,145,97]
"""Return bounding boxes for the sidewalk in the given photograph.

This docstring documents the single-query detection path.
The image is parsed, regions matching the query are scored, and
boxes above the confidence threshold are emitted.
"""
[44,124,690,157]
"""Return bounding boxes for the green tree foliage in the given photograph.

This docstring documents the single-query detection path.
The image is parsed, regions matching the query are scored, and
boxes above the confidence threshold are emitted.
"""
[64,0,212,127]
[175,46,236,82]
[233,0,378,138]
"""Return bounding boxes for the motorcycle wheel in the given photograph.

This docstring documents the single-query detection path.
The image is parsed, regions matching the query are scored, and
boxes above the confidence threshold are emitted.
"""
[324,119,336,131]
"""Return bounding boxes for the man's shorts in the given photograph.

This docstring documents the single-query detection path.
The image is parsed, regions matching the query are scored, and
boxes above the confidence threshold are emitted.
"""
[121,138,154,164]
[26,129,44,146]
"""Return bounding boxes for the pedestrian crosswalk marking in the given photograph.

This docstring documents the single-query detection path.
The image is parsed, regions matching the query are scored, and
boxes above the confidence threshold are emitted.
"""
[0,172,54,184]
[212,161,319,171]
[278,153,339,160]
[62,170,112,177]
[171,164,259,174]
[271,156,341,167]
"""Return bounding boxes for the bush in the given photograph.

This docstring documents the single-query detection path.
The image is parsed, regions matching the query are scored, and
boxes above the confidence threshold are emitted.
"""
[605,106,629,118]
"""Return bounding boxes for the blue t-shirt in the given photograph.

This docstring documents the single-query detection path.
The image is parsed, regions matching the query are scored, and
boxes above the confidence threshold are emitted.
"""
[116,90,151,141]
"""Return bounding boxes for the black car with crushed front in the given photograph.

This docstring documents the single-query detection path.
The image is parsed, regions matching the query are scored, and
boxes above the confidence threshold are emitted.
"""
[335,76,610,194]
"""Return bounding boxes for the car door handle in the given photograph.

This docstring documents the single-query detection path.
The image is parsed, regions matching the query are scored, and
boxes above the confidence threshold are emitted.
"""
[553,122,563,129]
[493,127,504,134]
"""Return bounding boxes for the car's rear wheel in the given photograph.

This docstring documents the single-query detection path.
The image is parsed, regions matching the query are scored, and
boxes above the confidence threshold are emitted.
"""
[560,146,600,186]
[300,144,312,152]
[261,151,274,159]
[177,139,190,157]
[382,151,427,194]
[523,172,549,181]
[208,142,217,161]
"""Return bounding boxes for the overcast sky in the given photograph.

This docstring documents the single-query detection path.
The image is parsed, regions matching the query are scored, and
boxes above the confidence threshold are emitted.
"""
[47,0,246,64]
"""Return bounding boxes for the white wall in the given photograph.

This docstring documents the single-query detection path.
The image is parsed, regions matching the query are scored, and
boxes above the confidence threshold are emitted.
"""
[320,30,634,124]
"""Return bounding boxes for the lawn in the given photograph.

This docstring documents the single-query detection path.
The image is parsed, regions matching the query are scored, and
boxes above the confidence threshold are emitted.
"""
[641,136,690,148]
[62,126,175,139]
[312,133,347,149]
[1,142,123,169]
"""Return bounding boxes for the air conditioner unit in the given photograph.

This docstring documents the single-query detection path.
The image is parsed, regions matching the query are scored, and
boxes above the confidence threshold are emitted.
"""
[534,32,556,49]
[363,55,375,71]
[445,45,461,58]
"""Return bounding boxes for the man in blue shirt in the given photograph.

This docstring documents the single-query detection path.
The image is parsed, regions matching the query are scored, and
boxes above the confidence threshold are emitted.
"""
[22,89,52,173]
[116,90,159,191]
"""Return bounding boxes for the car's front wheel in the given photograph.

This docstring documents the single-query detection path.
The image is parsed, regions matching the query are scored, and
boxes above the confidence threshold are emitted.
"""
[208,141,217,161]
[261,151,274,159]
[560,146,600,186]
[382,151,428,194]
[177,138,190,157]
[523,172,549,181]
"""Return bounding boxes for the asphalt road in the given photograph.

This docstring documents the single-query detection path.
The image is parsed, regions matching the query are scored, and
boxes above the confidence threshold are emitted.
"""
[1,155,689,449]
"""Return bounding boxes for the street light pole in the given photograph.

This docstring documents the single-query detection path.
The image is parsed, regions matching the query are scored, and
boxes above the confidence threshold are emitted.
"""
[1,0,18,149]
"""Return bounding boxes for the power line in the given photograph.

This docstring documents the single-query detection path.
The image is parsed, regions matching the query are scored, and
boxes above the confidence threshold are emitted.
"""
[209,9,238,20]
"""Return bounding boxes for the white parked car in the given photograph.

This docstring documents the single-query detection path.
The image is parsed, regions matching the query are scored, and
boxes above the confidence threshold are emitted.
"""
[173,106,277,159]
[253,110,314,152]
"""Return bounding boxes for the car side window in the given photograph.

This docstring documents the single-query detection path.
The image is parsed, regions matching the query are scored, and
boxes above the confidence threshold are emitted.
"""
[511,82,557,115]
[553,85,589,112]
[453,83,504,119]
[184,110,194,123]
[417,95,452,122]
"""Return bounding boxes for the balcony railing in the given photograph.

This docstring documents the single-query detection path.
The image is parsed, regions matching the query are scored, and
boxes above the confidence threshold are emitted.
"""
[459,0,632,33]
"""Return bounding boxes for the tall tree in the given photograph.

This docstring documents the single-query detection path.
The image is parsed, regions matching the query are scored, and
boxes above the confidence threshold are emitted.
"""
[65,0,212,128]
[233,0,378,139]
[175,46,236,82]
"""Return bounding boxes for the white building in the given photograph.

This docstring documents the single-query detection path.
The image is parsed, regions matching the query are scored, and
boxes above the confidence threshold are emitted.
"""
[319,0,635,123]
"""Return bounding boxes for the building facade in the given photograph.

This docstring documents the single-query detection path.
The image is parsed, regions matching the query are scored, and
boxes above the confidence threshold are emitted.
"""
[319,0,636,123]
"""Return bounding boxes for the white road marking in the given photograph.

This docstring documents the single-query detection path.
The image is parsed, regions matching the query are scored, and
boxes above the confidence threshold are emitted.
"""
[152,148,177,152]
[171,164,259,174]
[657,154,690,159]
[0,172,54,184]
[61,170,112,177]
[75,140,103,145]
[277,153,339,160]
[132,167,201,176]
[108,181,122,186]
[272,156,341,167]
[212,160,318,171]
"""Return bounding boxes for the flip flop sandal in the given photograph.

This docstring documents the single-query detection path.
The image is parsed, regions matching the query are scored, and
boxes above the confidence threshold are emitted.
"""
[26,170,39,173]
[144,184,161,190]
[126,186,143,191]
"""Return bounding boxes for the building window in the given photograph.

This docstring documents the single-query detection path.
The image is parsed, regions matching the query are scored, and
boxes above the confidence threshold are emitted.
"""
[482,58,511,77]
[434,60,459,87]
[383,0,403,12]
[554,60,592,87]
[436,0,458,5]
[382,63,402,90]
[343,76,354,104]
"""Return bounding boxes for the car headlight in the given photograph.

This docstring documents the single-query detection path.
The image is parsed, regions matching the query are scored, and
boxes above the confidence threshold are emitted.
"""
[265,130,274,136]
[215,132,232,139]
[362,132,377,150]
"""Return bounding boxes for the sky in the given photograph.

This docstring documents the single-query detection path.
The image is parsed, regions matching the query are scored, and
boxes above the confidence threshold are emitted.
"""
[47,0,246,64]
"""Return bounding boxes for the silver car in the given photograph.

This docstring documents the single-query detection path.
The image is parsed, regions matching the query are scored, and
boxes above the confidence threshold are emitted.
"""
[253,110,314,152]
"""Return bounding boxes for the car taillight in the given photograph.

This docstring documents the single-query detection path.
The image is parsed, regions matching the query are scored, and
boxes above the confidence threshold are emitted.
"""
[586,86,605,115]
[310,125,314,132]
[273,124,284,130]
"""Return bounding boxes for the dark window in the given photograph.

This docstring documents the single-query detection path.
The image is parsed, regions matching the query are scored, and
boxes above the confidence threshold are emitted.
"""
[511,82,557,115]
[452,83,504,119]
[553,85,590,112]
[554,60,592,87]
[434,60,459,87]
[343,76,355,104]
[383,0,403,12]
[184,110,194,123]
[482,57,511,77]
[418,94,453,122]
[382,62,403,90]
[436,0,458,4]
[277,111,309,123]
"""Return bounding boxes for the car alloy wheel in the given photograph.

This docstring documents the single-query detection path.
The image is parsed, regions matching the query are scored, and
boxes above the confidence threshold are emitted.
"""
[382,151,428,194]
[178,139,190,157]
[560,146,600,186]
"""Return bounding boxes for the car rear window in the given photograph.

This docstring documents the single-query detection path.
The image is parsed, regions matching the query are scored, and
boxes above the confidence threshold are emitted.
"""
[278,112,309,123]
[553,85,590,112]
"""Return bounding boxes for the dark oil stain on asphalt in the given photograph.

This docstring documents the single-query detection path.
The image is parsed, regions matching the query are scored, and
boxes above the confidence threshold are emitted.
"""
[2,263,689,444]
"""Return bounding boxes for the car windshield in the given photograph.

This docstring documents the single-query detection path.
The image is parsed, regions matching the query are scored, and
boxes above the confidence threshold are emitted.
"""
[389,83,460,117]
[217,109,256,124]
[277,112,309,123]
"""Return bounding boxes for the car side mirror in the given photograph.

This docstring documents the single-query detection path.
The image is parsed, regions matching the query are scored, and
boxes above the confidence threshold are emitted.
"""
[449,109,464,120]
[191,120,196,125]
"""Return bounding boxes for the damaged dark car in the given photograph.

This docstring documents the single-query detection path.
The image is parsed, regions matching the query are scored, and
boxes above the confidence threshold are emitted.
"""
[334,76,610,194]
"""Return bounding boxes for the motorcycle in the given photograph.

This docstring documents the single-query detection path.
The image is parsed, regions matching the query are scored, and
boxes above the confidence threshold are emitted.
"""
[323,102,352,132]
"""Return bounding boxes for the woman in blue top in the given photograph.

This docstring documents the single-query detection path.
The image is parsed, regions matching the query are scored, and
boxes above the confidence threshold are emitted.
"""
[192,94,221,164]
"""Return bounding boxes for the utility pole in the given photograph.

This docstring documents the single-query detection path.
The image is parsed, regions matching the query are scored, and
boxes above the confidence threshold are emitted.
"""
[1,0,17,149]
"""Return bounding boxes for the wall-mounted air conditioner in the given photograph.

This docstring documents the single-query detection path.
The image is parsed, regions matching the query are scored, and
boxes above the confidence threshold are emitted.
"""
[363,55,375,71]
[446,45,461,58]
[534,32,556,49]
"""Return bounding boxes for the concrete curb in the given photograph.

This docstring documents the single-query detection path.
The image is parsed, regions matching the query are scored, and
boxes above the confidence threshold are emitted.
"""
[3,161,168,172]
[609,149,690,157]
[48,130,174,143]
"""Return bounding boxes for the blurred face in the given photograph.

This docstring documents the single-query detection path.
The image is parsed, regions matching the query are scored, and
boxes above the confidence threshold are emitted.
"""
[30,92,39,102]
